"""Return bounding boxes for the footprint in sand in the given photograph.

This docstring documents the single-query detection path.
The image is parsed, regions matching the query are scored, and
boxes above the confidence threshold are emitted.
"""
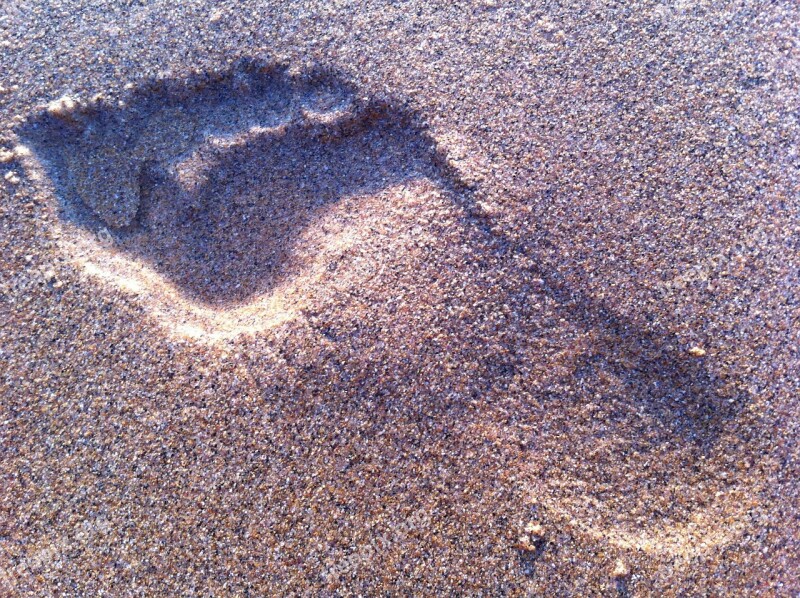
[17,59,755,568]
[18,59,465,338]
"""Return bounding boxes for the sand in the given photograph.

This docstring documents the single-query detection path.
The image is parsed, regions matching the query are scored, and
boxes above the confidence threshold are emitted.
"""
[0,0,798,595]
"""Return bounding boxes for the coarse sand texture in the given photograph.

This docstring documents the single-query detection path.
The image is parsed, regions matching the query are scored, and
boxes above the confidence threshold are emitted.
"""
[0,0,798,595]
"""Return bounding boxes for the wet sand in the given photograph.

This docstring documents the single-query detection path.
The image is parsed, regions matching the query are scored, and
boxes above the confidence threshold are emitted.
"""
[0,0,798,595]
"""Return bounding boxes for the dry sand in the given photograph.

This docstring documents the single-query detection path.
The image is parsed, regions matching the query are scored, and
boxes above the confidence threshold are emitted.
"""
[0,0,798,595]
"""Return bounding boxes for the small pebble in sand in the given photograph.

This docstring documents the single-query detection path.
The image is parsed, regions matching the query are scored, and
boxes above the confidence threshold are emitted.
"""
[4,171,20,185]
[688,346,707,357]
[46,95,81,121]
[516,521,545,551]
[97,227,114,246]
[13,145,32,159]
[613,559,630,579]
[525,521,545,538]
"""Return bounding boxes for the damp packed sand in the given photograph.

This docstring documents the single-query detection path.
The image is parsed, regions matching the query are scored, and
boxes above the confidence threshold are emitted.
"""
[0,1,798,595]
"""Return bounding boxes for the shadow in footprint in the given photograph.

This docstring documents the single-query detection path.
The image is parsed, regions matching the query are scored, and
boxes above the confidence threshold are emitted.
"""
[125,109,437,306]
[462,210,749,447]
[529,234,746,446]
[19,60,445,306]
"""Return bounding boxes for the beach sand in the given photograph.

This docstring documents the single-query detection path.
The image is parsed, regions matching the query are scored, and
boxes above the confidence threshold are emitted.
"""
[0,0,798,594]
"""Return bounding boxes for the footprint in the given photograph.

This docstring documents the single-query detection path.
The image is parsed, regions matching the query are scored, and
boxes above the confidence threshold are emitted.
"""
[18,59,748,436]
[19,60,462,327]
[18,59,756,561]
